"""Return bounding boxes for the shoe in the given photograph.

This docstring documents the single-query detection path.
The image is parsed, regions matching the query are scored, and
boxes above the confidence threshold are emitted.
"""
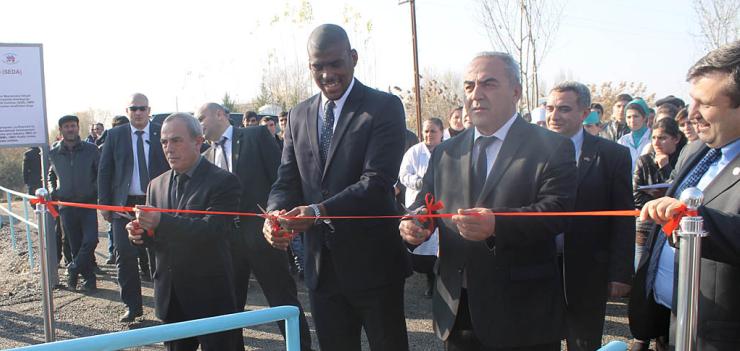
[423,286,433,298]
[140,271,152,282]
[119,309,143,323]
[80,279,97,293]
[66,273,78,291]
[105,256,115,265]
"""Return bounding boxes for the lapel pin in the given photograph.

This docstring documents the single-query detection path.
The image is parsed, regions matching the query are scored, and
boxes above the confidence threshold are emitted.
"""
[733,167,740,176]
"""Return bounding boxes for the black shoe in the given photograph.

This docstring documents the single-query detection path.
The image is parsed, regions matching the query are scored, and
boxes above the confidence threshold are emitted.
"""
[423,286,433,298]
[140,271,152,282]
[105,256,115,265]
[80,279,97,293]
[66,273,78,291]
[119,309,143,323]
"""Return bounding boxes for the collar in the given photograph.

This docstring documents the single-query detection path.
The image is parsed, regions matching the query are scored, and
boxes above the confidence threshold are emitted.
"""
[130,122,150,136]
[474,112,518,142]
[219,125,234,142]
[321,77,355,112]
[719,137,740,165]
[175,156,203,177]
[570,128,585,149]
[61,137,82,151]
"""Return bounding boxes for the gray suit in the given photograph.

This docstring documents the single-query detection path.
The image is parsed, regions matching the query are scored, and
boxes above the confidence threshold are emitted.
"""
[412,117,578,348]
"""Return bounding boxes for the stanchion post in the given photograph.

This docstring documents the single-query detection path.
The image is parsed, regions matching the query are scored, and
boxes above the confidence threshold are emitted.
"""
[34,188,56,342]
[7,191,17,250]
[674,187,706,351]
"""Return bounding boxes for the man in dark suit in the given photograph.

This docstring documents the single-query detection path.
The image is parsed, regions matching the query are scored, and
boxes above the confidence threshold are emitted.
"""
[630,41,740,351]
[197,102,312,350]
[545,81,635,351]
[98,93,169,322]
[400,52,578,351]
[263,24,409,351]
[23,147,42,196]
[127,113,242,351]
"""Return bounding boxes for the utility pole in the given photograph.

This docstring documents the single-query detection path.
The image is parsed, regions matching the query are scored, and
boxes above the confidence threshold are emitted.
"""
[399,0,423,138]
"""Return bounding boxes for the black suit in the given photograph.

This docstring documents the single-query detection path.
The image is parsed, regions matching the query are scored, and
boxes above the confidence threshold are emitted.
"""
[561,131,635,350]
[268,80,410,351]
[203,125,312,350]
[629,140,740,351]
[23,147,42,195]
[412,118,577,349]
[98,122,169,312]
[146,158,241,351]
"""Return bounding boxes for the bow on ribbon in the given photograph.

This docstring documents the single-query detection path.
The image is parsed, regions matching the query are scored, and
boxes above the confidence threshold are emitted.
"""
[30,196,59,218]
[662,203,698,237]
[418,193,444,232]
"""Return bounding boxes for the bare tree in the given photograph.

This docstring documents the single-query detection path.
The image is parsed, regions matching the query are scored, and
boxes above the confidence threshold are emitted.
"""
[393,69,463,131]
[693,0,740,50]
[477,0,563,112]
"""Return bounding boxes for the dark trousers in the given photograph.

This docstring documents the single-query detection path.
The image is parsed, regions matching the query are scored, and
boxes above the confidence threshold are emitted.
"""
[112,214,143,311]
[163,290,242,351]
[309,250,408,351]
[446,291,560,351]
[55,217,72,265]
[231,232,312,350]
[59,206,98,279]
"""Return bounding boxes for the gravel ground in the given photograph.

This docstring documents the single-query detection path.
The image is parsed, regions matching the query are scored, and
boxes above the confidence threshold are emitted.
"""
[0,217,633,350]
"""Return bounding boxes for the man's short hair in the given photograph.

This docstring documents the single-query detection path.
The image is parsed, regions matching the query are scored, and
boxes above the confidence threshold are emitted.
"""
[58,115,79,127]
[260,116,276,124]
[656,103,679,119]
[687,40,740,108]
[472,52,521,88]
[590,103,604,114]
[112,116,129,127]
[674,107,689,122]
[279,111,288,118]
[550,81,592,109]
[95,122,104,128]
[616,93,633,103]
[243,111,258,119]
[164,113,202,138]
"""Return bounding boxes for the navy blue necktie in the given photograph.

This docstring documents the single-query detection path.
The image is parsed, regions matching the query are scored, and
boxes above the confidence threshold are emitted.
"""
[647,147,721,292]
[319,100,335,168]
[135,130,149,192]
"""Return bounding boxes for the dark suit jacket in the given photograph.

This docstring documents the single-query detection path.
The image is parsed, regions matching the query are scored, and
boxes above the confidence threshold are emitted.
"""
[563,132,635,303]
[22,147,42,189]
[146,159,240,321]
[630,140,740,350]
[98,123,169,207]
[412,117,578,348]
[203,125,281,244]
[267,80,409,291]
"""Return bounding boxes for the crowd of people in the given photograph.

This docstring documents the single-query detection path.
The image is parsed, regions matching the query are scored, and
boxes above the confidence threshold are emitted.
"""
[19,23,739,351]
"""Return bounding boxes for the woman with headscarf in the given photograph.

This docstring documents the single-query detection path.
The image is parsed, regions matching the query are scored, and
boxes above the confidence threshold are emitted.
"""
[618,99,652,172]
[399,117,444,298]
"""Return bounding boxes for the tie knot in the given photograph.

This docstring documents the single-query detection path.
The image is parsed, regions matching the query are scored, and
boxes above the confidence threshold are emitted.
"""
[325,100,336,112]
[705,148,721,162]
[135,130,144,136]
[476,135,496,149]
[176,173,189,183]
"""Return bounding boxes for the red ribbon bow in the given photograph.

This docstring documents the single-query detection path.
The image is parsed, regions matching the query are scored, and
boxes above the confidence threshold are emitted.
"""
[662,203,698,237]
[418,193,444,232]
[29,196,59,218]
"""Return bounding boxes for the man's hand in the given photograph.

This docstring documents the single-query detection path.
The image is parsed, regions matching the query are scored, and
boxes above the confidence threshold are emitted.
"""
[126,220,145,245]
[134,205,161,231]
[263,210,293,250]
[640,197,685,226]
[278,206,317,233]
[399,219,431,246]
[608,282,631,298]
[101,210,111,222]
[452,208,495,241]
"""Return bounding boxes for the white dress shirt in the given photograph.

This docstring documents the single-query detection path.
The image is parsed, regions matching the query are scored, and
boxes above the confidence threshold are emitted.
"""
[216,125,234,173]
[318,78,355,139]
[472,112,518,179]
[128,122,151,196]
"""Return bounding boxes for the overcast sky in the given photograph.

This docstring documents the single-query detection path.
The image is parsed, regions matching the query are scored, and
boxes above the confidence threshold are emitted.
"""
[3,0,709,127]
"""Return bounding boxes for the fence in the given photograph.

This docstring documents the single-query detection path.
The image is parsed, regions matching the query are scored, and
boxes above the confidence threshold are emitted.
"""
[5,306,301,351]
[0,185,38,270]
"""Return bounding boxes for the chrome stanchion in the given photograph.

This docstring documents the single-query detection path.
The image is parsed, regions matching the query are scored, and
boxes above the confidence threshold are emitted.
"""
[674,187,706,351]
[34,188,56,342]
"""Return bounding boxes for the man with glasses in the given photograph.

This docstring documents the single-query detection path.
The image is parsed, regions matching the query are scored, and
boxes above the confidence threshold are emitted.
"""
[99,93,169,322]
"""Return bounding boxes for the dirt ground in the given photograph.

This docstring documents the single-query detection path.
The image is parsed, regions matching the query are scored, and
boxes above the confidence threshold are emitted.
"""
[0,215,633,350]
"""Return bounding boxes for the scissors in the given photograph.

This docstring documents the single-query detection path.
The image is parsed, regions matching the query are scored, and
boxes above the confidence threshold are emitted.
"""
[116,210,154,237]
[257,204,293,238]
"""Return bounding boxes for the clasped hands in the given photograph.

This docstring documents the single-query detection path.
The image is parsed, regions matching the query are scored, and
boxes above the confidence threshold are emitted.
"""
[399,208,495,245]
[262,206,318,250]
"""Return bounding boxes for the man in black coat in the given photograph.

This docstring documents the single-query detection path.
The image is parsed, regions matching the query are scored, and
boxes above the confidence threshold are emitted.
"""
[264,24,410,351]
[630,41,740,351]
[198,102,312,350]
[400,52,577,351]
[98,93,169,322]
[128,113,242,351]
[23,147,42,195]
[545,81,635,350]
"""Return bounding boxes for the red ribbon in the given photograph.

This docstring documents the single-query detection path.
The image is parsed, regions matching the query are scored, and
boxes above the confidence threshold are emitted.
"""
[662,204,698,237]
[29,196,59,218]
[418,193,445,232]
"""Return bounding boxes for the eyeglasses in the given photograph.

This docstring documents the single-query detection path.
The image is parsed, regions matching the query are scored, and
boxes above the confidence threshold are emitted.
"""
[128,106,148,112]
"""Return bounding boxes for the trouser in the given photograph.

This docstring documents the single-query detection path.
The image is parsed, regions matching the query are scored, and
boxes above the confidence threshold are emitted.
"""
[59,206,98,280]
[163,290,242,351]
